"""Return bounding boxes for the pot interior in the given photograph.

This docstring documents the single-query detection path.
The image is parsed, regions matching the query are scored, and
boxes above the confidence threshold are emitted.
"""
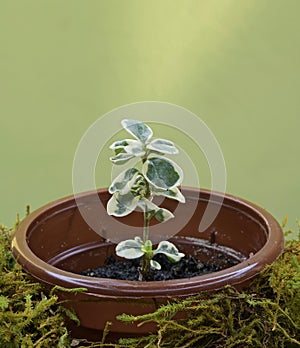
[25,188,269,274]
[47,237,247,275]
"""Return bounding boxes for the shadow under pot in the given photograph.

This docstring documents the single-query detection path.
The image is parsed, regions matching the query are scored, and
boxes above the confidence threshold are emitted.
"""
[12,187,284,341]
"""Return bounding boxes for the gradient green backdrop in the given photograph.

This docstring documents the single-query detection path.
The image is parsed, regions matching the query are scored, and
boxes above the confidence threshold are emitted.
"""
[1,1,299,234]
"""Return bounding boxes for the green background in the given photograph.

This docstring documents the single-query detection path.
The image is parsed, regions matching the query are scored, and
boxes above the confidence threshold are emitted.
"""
[0,1,299,234]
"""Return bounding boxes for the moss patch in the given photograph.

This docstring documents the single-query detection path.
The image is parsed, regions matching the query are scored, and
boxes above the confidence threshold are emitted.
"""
[0,222,299,347]
[118,233,300,348]
[0,223,73,347]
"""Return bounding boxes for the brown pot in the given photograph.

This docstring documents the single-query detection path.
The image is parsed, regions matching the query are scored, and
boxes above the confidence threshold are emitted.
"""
[12,188,284,341]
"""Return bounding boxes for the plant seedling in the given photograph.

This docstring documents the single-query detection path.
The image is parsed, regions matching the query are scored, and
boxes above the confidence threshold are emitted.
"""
[107,119,185,280]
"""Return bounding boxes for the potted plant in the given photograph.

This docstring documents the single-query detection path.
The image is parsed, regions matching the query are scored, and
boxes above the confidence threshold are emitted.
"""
[12,119,284,342]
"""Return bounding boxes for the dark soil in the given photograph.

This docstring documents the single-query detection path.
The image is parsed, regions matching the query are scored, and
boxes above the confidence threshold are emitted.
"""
[80,253,240,281]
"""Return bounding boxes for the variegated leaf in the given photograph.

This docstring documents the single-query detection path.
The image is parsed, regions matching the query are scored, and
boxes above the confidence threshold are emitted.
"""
[154,208,174,223]
[122,119,153,143]
[116,237,144,259]
[109,139,132,150]
[107,192,139,217]
[150,260,161,270]
[138,198,174,222]
[124,140,146,157]
[110,152,135,165]
[138,198,159,213]
[152,186,185,203]
[109,168,139,194]
[154,241,185,262]
[147,138,179,155]
[143,156,183,189]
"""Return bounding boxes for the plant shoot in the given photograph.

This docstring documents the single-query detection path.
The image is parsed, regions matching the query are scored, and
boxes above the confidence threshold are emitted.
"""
[107,119,185,280]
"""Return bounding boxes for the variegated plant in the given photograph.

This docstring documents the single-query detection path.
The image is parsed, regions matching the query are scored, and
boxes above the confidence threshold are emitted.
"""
[107,119,185,280]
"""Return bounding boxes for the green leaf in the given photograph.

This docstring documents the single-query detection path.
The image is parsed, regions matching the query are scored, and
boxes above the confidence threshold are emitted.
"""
[143,157,183,189]
[147,138,179,155]
[107,192,139,217]
[116,237,144,259]
[154,241,185,262]
[150,260,161,270]
[114,147,126,155]
[141,239,153,253]
[122,119,153,143]
[152,186,186,203]
[110,152,135,165]
[109,168,139,194]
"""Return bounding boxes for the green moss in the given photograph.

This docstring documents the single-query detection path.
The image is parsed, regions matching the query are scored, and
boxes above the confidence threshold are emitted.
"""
[117,233,300,348]
[0,223,71,347]
[0,221,299,347]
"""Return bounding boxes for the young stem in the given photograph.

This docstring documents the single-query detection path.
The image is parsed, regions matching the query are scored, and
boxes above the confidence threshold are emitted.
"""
[141,252,152,280]
[143,209,151,242]
[141,209,152,279]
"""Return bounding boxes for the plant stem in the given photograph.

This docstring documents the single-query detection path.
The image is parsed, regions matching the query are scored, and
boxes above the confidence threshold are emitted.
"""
[141,253,152,280]
[142,209,152,279]
[143,209,151,243]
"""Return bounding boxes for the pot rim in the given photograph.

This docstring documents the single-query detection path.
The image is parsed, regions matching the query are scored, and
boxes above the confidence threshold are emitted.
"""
[12,187,284,297]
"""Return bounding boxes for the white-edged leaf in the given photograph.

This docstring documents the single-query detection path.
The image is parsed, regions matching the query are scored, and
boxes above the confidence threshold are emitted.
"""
[142,156,183,189]
[154,208,174,222]
[107,192,139,217]
[150,260,161,270]
[109,168,139,194]
[147,138,179,155]
[154,241,185,262]
[138,198,159,212]
[110,152,135,165]
[152,186,185,203]
[134,236,143,244]
[116,237,144,259]
[138,198,174,222]
[122,119,153,143]
[109,139,134,150]
[124,140,146,157]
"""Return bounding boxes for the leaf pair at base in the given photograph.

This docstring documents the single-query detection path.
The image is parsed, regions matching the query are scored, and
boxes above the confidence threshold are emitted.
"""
[116,237,185,270]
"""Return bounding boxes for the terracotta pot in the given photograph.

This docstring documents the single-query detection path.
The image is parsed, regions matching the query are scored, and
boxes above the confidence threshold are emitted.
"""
[12,188,284,341]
